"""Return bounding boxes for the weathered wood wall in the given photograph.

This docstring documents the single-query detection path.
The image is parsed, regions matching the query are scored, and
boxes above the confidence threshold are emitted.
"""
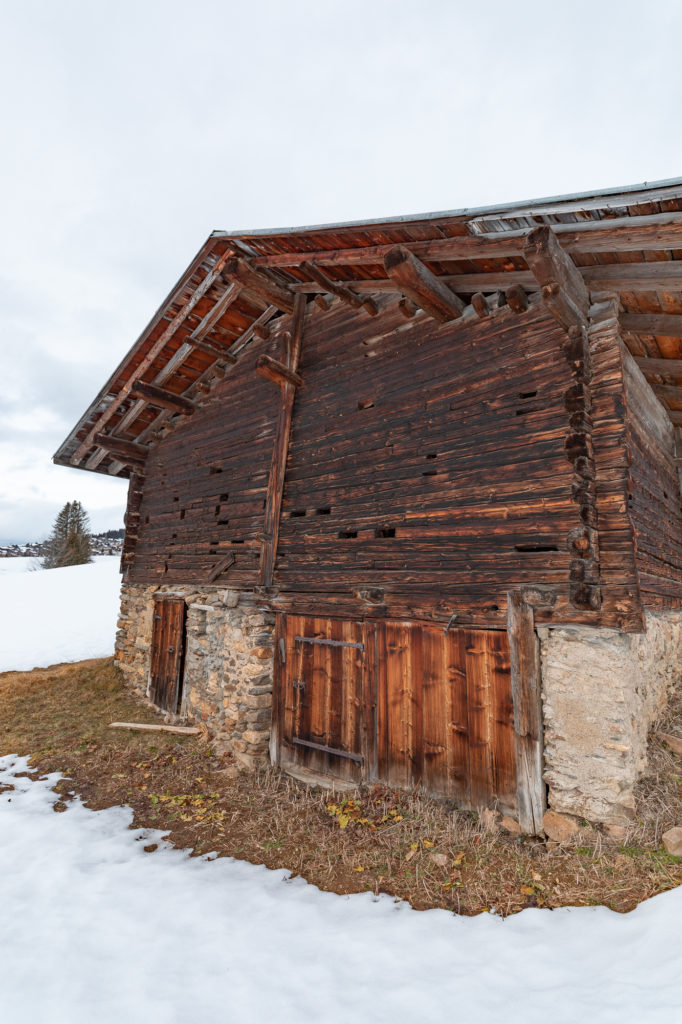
[126,292,669,630]
[129,334,280,587]
[622,348,682,607]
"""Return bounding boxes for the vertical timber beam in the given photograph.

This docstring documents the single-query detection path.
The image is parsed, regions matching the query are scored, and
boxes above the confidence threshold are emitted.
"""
[120,471,145,577]
[507,590,546,835]
[259,294,307,586]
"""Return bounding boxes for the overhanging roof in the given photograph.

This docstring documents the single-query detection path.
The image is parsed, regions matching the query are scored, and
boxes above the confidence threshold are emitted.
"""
[54,176,682,478]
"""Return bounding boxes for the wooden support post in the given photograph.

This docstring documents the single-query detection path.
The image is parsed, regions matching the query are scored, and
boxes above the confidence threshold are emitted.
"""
[259,294,307,586]
[507,590,546,835]
[384,245,465,322]
[94,433,148,467]
[524,225,590,334]
[300,261,378,315]
[222,256,295,314]
[131,382,197,416]
[255,352,303,388]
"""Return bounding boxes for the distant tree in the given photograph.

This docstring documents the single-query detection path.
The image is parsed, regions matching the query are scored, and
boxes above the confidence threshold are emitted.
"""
[42,501,93,568]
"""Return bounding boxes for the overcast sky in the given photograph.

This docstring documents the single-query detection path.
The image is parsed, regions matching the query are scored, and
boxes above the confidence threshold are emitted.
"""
[2,0,682,543]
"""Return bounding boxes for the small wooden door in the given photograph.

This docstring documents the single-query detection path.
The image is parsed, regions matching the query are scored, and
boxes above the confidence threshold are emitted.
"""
[149,595,187,713]
[275,615,367,783]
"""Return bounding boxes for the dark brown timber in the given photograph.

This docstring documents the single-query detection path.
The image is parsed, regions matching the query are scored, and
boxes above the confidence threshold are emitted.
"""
[93,433,148,466]
[507,591,545,834]
[259,294,307,586]
[131,382,197,416]
[384,245,465,322]
[255,353,303,388]
[524,226,590,334]
[300,262,378,316]
[222,256,295,314]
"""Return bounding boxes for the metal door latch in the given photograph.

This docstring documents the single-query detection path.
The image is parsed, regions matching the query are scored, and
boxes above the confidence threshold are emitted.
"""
[279,637,286,664]
[292,679,306,694]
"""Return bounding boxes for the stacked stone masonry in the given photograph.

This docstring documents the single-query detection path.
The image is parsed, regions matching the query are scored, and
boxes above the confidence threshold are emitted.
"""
[540,610,682,825]
[116,584,682,825]
[115,582,275,768]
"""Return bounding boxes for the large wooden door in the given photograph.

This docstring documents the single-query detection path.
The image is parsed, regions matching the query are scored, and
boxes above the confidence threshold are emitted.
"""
[376,622,517,812]
[275,614,367,783]
[274,614,517,812]
[149,595,187,713]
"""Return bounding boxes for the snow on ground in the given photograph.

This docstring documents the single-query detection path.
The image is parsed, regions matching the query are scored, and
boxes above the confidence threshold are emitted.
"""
[1,755,681,1024]
[0,557,120,672]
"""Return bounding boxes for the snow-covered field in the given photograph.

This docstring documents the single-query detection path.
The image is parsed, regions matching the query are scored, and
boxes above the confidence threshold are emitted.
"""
[1,555,682,1022]
[0,557,120,672]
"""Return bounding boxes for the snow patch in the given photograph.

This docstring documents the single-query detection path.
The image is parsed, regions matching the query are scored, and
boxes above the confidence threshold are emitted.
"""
[1,754,681,1023]
[0,558,120,671]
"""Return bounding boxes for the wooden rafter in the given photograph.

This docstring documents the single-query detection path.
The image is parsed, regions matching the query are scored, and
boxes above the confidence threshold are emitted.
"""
[130,382,197,416]
[636,356,682,376]
[188,281,242,342]
[222,256,295,314]
[524,226,590,333]
[505,285,528,314]
[70,249,235,465]
[186,337,238,362]
[384,245,465,322]
[300,261,378,315]
[94,433,148,466]
[259,295,307,587]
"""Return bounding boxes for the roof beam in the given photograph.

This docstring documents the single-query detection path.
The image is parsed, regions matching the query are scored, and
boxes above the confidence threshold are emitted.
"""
[524,226,589,333]
[70,248,235,465]
[222,256,295,314]
[93,433,148,466]
[384,245,465,322]
[620,313,682,337]
[130,382,197,415]
[248,211,682,269]
[635,356,682,376]
[188,281,242,342]
[300,261,378,315]
[652,383,682,404]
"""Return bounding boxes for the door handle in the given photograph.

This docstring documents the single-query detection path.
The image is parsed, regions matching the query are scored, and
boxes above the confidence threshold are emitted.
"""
[293,679,306,694]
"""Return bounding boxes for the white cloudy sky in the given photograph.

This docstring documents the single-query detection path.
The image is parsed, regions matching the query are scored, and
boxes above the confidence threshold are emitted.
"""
[2,0,682,543]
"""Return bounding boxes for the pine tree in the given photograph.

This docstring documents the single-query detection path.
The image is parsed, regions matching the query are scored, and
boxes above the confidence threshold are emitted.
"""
[42,501,93,568]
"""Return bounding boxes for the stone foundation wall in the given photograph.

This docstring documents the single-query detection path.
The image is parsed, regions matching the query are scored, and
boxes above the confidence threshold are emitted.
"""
[115,583,275,768]
[539,610,682,825]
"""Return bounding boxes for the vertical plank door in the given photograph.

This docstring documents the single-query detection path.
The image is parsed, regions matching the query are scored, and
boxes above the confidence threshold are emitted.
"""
[376,622,517,812]
[275,614,367,784]
[149,595,187,713]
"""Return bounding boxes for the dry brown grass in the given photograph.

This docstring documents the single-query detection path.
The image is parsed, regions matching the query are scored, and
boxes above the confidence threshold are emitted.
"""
[2,657,681,916]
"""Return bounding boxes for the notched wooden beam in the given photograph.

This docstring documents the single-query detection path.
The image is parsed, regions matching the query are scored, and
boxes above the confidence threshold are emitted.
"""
[94,432,148,466]
[524,226,589,333]
[187,337,238,363]
[223,256,295,314]
[131,382,197,416]
[384,245,465,323]
[300,261,378,316]
[255,354,303,388]
[505,284,528,314]
[471,292,490,318]
[207,553,235,583]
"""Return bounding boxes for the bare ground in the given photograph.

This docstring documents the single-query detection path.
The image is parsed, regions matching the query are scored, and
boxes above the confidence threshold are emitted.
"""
[1,656,681,916]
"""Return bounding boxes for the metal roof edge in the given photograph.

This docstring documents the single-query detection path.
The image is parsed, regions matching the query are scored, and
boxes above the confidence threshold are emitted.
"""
[209,175,682,240]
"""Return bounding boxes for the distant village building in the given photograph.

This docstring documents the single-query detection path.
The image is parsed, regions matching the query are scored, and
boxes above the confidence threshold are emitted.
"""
[55,179,682,832]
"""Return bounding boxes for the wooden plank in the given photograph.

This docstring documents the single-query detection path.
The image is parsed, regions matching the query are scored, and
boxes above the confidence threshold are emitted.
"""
[621,313,682,337]
[384,245,465,322]
[464,629,493,807]
[259,294,307,586]
[94,433,148,466]
[635,356,682,376]
[109,722,202,735]
[524,226,589,333]
[506,591,545,834]
[485,629,517,811]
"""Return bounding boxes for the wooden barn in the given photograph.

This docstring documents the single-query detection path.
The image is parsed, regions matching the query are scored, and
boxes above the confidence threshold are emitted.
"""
[55,179,682,833]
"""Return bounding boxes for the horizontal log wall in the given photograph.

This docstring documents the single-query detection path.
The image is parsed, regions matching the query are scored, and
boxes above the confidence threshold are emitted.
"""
[128,333,282,587]
[273,296,642,628]
[622,348,682,608]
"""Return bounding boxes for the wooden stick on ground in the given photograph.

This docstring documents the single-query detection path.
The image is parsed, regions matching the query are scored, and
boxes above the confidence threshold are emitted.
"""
[109,722,202,735]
